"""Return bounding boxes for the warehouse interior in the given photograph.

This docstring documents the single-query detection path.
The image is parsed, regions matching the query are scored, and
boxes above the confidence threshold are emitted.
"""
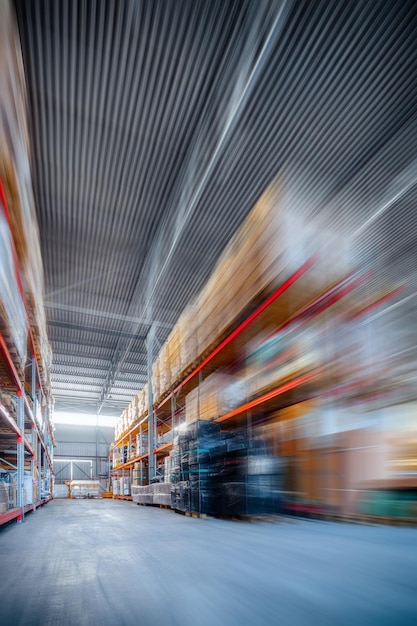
[1,0,417,624]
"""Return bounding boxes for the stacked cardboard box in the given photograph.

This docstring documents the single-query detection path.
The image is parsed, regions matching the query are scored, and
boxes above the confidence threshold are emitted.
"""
[113,449,123,467]
[114,384,150,441]
[178,305,199,375]
[136,388,143,418]
[0,390,16,421]
[167,325,181,385]
[158,343,171,396]
[132,462,148,486]
[185,387,199,424]
[152,360,160,404]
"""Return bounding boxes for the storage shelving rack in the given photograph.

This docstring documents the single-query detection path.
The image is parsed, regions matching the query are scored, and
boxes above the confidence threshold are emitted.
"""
[111,243,404,507]
[0,178,54,526]
[108,146,406,516]
[110,257,369,490]
[111,414,149,501]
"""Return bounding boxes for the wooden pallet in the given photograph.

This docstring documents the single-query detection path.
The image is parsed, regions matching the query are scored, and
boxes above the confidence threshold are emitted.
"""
[184,511,209,519]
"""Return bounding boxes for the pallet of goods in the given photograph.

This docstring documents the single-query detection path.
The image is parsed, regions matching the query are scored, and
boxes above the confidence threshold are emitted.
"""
[185,372,246,424]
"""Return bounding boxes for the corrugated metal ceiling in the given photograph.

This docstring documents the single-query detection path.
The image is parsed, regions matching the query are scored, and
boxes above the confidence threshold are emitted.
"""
[13,0,417,415]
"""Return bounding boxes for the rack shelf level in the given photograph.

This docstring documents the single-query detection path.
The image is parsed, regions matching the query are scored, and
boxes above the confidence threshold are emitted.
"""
[215,370,320,423]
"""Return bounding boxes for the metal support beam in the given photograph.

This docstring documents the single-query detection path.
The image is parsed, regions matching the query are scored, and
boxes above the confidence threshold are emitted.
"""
[31,360,40,502]
[96,345,136,414]
[147,323,156,481]
[0,457,17,469]
[38,440,42,499]
[47,319,147,341]
[44,302,172,330]
[16,392,24,523]
[31,357,37,405]
[31,425,36,513]
[37,388,42,429]
[171,395,176,440]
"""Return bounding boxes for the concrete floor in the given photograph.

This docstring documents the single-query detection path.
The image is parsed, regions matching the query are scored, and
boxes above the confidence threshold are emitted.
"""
[0,500,416,626]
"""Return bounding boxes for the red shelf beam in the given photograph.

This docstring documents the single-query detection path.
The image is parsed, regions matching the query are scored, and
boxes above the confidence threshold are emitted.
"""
[0,498,51,527]
[349,286,405,320]
[215,370,319,423]
[0,331,50,464]
[0,403,34,457]
[0,402,20,438]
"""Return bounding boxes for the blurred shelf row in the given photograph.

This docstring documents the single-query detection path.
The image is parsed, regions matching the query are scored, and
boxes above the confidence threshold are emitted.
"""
[0,15,54,525]
[110,181,415,522]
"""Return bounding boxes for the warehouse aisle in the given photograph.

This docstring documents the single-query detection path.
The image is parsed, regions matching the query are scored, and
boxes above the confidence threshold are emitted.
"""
[0,500,416,626]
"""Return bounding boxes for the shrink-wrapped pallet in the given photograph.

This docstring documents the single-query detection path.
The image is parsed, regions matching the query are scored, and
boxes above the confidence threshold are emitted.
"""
[121,477,131,496]
[164,456,171,483]
[185,373,247,424]
[136,432,148,455]
[132,484,153,504]
[244,325,320,398]
[153,482,171,506]
[112,479,119,496]
[0,482,9,514]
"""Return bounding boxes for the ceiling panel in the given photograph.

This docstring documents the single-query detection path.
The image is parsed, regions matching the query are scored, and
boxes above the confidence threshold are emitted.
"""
[13,0,417,414]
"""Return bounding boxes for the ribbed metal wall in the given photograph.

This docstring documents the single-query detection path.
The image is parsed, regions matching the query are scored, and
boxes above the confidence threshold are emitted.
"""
[53,424,113,483]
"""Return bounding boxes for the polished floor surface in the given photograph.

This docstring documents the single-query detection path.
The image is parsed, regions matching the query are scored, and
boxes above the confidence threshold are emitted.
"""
[0,499,416,625]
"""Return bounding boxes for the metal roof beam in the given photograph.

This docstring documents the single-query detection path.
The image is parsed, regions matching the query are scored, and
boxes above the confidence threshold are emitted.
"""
[51,344,116,356]
[47,320,147,340]
[53,369,147,382]
[45,302,172,330]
